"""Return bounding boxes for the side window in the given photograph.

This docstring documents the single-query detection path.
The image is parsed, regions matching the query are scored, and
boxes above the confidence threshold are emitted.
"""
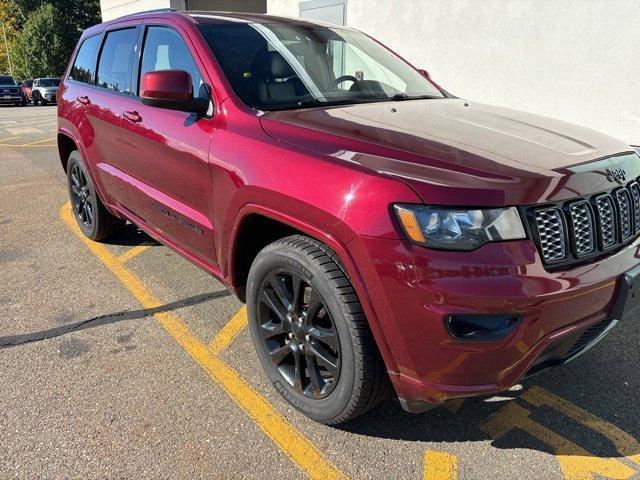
[96,28,136,93]
[140,26,204,98]
[70,34,102,84]
[33,79,39,87]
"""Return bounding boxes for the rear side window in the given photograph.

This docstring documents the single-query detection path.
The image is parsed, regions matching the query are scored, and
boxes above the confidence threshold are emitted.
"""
[139,26,205,98]
[70,34,102,84]
[97,28,136,93]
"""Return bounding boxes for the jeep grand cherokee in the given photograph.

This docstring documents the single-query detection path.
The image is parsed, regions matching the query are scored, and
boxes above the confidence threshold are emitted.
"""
[57,10,640,424]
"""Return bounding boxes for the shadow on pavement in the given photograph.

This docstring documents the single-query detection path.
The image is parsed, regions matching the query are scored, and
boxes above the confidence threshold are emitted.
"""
[341,322,640,463]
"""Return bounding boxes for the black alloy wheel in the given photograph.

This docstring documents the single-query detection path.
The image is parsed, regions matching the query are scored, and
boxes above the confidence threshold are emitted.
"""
[258,269,341,399]
[69,162,95,232]
[247,235,391,424]
[66,151,123,241]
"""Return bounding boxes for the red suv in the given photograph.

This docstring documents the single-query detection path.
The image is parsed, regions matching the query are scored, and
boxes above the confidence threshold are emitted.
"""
[58,10,640,424]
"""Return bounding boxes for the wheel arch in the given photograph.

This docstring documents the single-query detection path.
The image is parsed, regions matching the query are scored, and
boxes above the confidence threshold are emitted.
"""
[57,130,80,172]
[227,203,399,375]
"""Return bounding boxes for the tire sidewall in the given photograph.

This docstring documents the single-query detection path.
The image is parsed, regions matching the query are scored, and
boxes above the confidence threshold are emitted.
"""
[66,152,99,238]
[247,243,359,422]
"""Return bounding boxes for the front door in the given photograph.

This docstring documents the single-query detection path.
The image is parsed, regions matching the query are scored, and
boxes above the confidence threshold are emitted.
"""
[118,23,217,265]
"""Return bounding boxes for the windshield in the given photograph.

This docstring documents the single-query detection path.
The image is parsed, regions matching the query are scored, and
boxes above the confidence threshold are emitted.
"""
[0,75,17,85]
[39,78,60,87]
[197,21,444,111]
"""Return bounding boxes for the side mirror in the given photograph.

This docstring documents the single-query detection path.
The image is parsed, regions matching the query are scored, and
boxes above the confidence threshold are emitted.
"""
[140,69,209,115]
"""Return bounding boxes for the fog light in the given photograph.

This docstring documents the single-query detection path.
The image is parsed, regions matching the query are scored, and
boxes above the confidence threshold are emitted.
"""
[445,313,523,341]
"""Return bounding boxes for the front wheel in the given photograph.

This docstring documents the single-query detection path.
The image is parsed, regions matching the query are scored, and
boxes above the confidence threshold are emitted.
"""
[66,151,124,241]
[247,235,390,425]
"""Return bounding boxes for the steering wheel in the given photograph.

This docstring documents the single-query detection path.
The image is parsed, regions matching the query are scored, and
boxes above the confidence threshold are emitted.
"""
[333,75,360,89]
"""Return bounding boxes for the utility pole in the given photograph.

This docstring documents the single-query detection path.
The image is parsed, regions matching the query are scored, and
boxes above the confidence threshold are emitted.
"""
[2,21,12,76]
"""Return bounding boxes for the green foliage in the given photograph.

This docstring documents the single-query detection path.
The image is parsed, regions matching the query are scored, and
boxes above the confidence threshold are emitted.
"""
[6,0,100,78]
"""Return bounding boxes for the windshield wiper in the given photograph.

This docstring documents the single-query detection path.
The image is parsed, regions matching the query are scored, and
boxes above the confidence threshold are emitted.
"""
[391,93,441,101]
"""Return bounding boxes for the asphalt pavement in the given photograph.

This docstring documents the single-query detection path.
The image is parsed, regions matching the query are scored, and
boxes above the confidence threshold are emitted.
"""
[1,105,639,480]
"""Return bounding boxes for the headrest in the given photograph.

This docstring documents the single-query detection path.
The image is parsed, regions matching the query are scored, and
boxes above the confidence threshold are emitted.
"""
[251,49,295,79]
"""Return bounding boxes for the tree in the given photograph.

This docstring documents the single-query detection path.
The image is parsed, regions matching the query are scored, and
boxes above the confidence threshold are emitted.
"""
[11,3,75,78]
[10,0,100,32]
[0,0,20,74]
[7,0,100,78]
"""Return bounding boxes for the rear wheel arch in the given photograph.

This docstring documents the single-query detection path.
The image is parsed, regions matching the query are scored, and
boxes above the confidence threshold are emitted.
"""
[57,132,78,172]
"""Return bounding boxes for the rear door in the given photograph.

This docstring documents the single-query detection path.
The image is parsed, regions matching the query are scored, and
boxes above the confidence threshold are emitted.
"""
[62,24,140,208]
[118,21,217,265]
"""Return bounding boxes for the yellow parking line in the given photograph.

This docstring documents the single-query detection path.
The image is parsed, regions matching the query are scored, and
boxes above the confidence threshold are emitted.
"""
[60,202,346,480]
[22,137,57,146]
[423,450,458,480]
[0,136,19,142]
[0,144,56,147]
[209,306,248,355]
[116,242,154,263]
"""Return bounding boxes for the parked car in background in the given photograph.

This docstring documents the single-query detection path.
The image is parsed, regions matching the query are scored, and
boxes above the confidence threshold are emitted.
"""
[21,79,33,103]
[32,77,60,105]
[58,11,640,425]
[0,75,27,106]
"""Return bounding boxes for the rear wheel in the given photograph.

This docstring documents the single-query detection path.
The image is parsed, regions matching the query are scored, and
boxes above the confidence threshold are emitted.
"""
[247,235,390,424]
[66,151,124,241]
[32,93,39,105]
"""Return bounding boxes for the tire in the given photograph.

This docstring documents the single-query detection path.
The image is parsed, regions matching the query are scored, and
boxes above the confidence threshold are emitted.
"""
[247,235,390,425]
[19,98,27,107]
[66,151,124,241]
[32,94,39,106]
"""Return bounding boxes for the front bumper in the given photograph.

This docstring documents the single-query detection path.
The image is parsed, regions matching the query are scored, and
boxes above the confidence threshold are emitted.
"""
[347,234,639,405]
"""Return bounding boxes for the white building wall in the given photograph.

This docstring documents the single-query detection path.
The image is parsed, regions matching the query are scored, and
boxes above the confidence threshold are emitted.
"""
[268,0,640,145]
[101,0,185,21]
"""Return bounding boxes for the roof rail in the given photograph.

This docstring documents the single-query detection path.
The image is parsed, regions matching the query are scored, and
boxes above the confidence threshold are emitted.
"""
[133,8,178,14]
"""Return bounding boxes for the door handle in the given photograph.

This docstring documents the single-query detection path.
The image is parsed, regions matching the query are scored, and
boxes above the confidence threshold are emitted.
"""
[123,110,142,123]
[77,95,90,105]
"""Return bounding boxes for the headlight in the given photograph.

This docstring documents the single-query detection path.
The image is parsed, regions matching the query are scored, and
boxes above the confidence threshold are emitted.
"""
[394,204,526,250]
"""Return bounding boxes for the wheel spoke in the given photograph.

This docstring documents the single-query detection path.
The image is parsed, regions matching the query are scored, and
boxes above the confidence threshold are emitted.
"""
[85,202,93,224]
[260,320,288,340]
[308,325,339,352]
[308,342,339,377]
[261,288,288,322]
[305,289,322,318]
[269,343,291,365]
[292,348,305,393]
[71,184,81,197]
[291,273,304,314]
[268,273,293,311]
[305,352,323,397]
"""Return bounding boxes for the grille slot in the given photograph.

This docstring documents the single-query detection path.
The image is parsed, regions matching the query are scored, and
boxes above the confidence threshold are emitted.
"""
[533,207,566,262]
[615,189,632,240]
[629,182,640,234]
[568,202,594,256]
[595,194,616,248]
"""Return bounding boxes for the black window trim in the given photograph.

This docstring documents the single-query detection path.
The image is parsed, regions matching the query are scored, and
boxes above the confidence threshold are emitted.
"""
[133,23,206,99]
[92,25,141,96]
[67,32,104,86]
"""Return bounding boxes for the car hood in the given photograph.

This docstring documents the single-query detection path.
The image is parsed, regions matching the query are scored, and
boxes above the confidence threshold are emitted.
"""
[259,99,638,205]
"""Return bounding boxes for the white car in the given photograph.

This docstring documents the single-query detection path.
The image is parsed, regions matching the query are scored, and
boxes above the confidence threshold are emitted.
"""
[32,77,60,105]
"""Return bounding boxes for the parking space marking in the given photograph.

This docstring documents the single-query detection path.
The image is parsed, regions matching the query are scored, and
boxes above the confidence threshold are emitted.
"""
[423,450,458,480]
[116,242,155,263]
[209,306,248,355]
[482,401,636,480]
[60,202,346,480]
[22,137,56,146]
[522,386,640,466]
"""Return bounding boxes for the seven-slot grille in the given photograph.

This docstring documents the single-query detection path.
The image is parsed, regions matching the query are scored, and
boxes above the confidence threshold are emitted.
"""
[531,184,640,265]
